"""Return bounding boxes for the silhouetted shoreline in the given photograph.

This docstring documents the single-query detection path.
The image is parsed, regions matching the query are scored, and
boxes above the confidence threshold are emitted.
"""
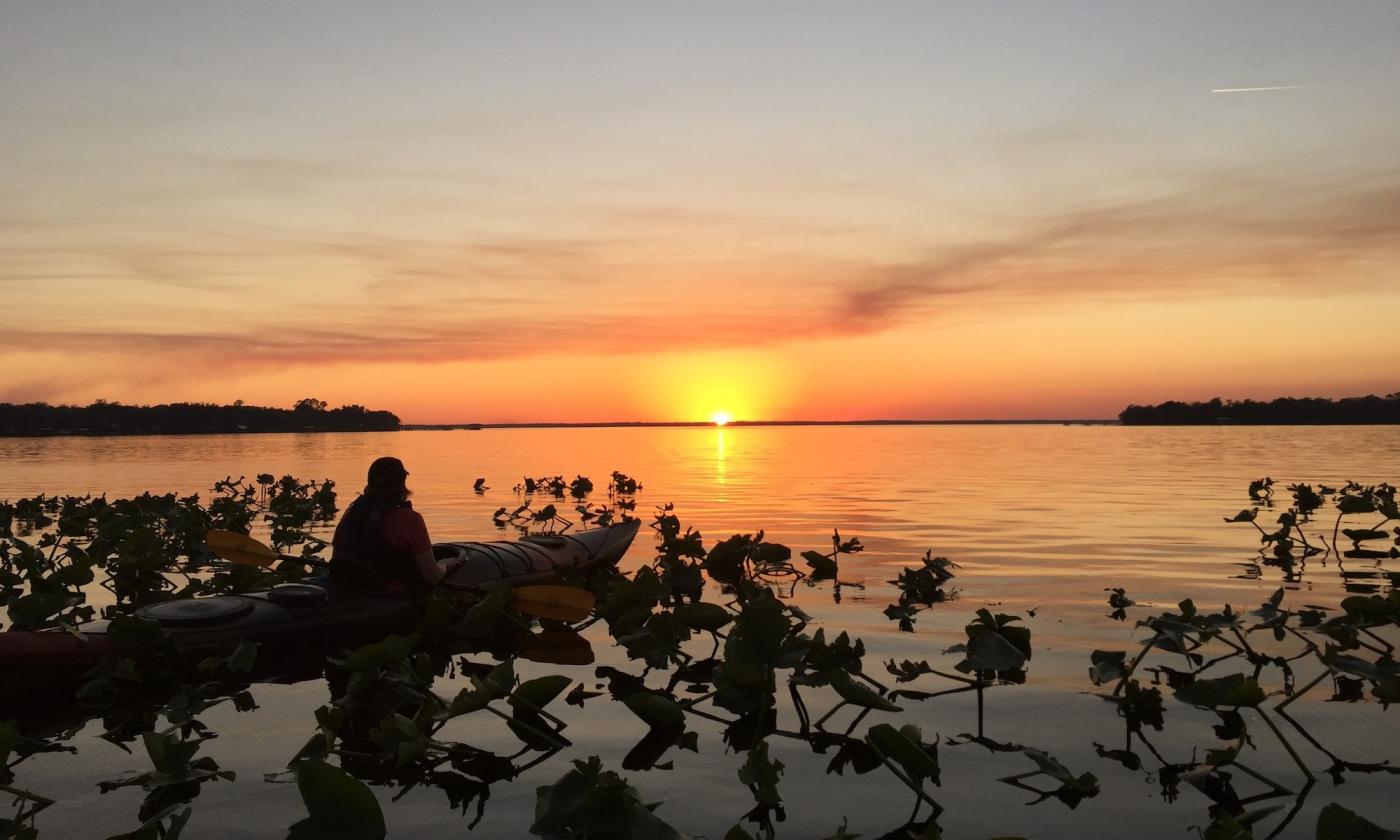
[0,400,400,438]
[1119,393,1399,425]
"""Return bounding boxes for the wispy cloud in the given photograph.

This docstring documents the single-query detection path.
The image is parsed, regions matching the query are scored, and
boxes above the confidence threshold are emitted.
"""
[832,172,1400,330]
[3,160,1398,404]
[1211,85,1314,94]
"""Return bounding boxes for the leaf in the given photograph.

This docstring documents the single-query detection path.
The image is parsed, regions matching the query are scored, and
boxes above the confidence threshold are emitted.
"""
[738,741,784,807]
[463,584,514,625]
[509,675,572,714]
[623,691,686,730]
[821,818,863,840]
[531,756,682,839]
[866,723,939,786]
[343,634,417,672]
[101,805,193,840]
[532,757,602,835]
[955,630,1027,674]
[1088,651,1126,686]
[673,602,733,632]
[1174,674,1266,708]
[289,760,386,840]
[802,550,838,579]
[1316,802,1400,840]
[7,592,78,630]
[828,670,902,712]
[886,659,935,683]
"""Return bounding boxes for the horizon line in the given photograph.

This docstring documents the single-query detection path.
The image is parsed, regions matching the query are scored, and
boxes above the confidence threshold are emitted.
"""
[403,418,1118,429]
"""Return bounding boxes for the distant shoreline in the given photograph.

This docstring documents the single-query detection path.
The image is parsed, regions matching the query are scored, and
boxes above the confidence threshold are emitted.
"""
[0,400,401,438]
[404,419,1117,430]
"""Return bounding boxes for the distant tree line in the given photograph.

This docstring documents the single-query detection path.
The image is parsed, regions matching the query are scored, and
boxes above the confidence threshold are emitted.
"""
[0,398,401,437]
[1119,393,1400,425]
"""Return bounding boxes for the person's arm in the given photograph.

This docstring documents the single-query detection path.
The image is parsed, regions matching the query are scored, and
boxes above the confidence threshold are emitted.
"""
[413,547,447,586]
[396,510,460,585]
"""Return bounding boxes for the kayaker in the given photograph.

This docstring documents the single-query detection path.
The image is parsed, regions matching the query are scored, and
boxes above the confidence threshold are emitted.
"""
[330,456,461,591]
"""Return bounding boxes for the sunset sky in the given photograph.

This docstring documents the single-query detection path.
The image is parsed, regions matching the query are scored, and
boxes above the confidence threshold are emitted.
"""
[3,2,1398,422]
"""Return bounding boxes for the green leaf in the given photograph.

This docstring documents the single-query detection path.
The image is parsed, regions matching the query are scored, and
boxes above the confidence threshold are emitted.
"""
[531,756,683,840]
[866,723,939,785]
[102,805,193,840]
[0,720,18,771]
[343,634,417,672]
[828,670,902,712]
[532,757,602,835]
[108,614,166,651]
[463,583,514,625]
[7,592,79,629]
[1317,803,1400,840]
[142,730,200,775]
[290,760,386,840]
[956,630,1027,674]
[738,741,784,807]
[1174,674,1266,708]
[673,602,733,632]
[624,691,686,729]
[509,675,572,713]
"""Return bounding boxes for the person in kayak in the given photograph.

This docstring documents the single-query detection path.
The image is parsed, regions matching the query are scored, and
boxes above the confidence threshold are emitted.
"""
[330,456,461,591]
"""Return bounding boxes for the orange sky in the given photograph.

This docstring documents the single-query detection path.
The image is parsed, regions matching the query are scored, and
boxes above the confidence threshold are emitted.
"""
[3,4,1398,422]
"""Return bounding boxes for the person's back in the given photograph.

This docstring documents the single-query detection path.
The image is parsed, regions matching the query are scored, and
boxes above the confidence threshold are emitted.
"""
[330,457,455,591]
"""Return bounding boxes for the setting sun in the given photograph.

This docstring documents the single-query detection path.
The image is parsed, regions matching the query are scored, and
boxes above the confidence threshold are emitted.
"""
[711,411,733,426]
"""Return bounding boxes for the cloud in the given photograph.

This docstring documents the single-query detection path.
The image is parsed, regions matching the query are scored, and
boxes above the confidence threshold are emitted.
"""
[3,163,1397,404]
[1211,85,1314,94]
[831,172,1400,330]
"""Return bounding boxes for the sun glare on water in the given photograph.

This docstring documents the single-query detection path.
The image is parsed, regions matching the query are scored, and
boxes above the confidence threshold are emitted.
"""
[711,411,733,427]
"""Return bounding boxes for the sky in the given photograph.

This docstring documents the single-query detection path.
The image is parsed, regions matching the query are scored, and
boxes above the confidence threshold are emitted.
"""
[2,1,1398,423]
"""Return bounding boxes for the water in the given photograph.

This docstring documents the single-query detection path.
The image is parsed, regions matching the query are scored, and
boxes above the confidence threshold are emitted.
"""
[2,426,1397,838]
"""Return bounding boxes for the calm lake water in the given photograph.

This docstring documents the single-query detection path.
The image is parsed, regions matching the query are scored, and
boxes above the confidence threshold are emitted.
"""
[2,426,1397,838]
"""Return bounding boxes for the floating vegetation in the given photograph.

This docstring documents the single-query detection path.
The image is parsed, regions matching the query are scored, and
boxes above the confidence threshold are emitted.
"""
[884,551,959,631]
[1226,479,1398,591]
[1106,587,1135,621]
[1,473,1396,837]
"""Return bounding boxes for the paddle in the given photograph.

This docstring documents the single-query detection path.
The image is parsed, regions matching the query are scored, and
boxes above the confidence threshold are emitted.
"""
[205,529,283,568]
[508,585,597,623]
[204,530,596,621]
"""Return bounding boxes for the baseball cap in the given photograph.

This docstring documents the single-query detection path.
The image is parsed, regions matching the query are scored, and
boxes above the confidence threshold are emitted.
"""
[367,456,409,486]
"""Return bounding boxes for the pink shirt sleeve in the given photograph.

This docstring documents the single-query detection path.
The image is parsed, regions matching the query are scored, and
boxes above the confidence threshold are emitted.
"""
[383,508,431,555]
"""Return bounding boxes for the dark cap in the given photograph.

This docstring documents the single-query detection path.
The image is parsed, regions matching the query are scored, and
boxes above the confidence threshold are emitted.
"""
[367,456,409,487]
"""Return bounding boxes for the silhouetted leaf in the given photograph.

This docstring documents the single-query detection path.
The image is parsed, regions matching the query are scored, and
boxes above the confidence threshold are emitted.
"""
[624,691,686,730]
[1174,674,1266,708]
[1317,803,1400,839]
[288,760,385,840]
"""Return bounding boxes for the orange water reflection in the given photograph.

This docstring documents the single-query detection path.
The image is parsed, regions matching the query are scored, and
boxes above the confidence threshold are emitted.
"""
[1,425,1397,837]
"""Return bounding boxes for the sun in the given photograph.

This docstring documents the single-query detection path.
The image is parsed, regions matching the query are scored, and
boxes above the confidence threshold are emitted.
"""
[711,410,733,427]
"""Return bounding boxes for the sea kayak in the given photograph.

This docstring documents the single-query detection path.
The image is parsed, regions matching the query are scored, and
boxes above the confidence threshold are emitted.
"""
[0,520,639,681]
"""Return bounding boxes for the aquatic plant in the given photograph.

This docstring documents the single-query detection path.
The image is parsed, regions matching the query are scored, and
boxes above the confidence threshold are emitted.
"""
[5,471,1396,838]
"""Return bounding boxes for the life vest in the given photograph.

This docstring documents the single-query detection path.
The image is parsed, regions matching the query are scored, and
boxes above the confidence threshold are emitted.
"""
[330,495,419,591]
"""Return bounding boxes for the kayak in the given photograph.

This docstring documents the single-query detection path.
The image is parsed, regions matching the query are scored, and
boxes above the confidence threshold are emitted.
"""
[441,518,640,588]
[0,520,640,685]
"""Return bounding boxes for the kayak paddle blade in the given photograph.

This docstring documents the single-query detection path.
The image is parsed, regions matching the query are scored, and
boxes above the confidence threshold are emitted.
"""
[512,585,595,622]
[205,529,280,568]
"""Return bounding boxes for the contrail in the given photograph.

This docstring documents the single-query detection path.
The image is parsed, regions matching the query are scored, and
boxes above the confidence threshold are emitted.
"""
[1211,85,1313,94]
